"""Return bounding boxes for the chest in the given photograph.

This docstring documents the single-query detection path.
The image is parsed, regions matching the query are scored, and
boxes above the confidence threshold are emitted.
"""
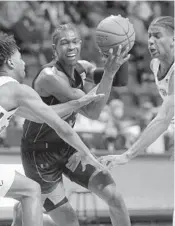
[156,77,170,98]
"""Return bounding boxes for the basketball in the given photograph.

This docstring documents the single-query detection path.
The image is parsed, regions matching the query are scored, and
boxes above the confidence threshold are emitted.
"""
[96,15,135,53]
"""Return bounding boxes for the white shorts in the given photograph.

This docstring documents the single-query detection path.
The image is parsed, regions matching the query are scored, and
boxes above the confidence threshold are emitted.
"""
[0,167,15,197]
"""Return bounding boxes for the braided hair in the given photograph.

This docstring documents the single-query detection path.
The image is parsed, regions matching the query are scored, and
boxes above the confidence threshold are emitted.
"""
[52,23,80,45]
[0,32,18,67]
[149,16,174,34]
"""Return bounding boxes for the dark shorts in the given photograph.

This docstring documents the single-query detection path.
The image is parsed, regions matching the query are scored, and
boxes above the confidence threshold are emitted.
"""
[21,142,100,194]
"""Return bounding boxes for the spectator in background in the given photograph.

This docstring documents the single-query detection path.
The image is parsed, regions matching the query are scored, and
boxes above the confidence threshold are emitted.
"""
[103,99,125,152]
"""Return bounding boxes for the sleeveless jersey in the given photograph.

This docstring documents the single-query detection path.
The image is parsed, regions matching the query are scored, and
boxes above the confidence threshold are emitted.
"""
[0,77,18,134]
[22,61,86,144]
[150,58,174,126]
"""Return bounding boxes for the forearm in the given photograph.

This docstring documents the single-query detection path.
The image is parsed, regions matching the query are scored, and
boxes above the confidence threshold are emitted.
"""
[81,72,114,119]
[52,100,80,118]
[124,118,170,160]
[54,119,93,158]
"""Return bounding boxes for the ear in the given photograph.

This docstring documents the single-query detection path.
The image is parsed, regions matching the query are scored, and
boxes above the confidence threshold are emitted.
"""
[6,58,14,69]
[171,36,175,48]
[52,44,56,51]
[52,44,58,59]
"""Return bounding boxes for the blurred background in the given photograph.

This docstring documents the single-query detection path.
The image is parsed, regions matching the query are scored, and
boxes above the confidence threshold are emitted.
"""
[0,1,174,226]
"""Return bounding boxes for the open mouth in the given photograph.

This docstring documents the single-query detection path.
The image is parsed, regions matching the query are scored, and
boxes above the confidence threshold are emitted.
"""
[66,54,77,60]
[149,48,158,55]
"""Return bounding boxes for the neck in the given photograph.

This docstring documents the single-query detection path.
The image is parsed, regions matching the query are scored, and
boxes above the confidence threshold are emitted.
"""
[59,60,75,80]
[0,69,18,81]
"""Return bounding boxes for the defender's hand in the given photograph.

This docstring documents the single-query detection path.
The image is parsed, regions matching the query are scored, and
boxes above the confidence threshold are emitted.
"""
[99,154,129,170]
[66,152,105,172]
[78,87,104,107]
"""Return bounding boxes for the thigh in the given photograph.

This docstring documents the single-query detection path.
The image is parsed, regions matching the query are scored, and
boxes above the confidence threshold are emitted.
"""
[21,148,63,194]
[0,166,15,197]
[63,149,114,190]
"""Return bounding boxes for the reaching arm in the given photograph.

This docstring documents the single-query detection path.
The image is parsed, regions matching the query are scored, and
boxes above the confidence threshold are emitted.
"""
[16,86,104,122]
[123,73,174,161]
[14,83,97,158]
[15,100,78,123]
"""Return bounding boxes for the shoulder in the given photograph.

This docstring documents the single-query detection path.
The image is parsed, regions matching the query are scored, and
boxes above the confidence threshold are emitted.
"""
[0,76,18,86]
[78,60,96,74]
[39,66,66,82]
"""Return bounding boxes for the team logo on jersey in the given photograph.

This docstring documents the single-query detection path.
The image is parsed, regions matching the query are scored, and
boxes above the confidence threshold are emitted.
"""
[0,180,3,186]
[159,88,167,97]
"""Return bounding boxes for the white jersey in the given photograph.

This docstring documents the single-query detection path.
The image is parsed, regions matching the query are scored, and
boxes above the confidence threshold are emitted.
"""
[150,58,174,127]
[0,76,18,134]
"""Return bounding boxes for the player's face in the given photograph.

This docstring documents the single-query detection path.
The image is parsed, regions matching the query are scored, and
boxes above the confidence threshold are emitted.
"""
[11,50,26,83]
[148,25,174,61]
[54,29,82,66]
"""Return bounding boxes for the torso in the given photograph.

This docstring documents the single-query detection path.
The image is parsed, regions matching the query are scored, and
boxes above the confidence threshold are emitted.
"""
[150,58,174,99]
[150,58,174,126]
[22,61,86,144]
[0,76,18,134]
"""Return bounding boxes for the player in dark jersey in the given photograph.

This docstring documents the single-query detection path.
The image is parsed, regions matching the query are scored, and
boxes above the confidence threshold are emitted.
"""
[17,23,131,226]
[0,32,104,226]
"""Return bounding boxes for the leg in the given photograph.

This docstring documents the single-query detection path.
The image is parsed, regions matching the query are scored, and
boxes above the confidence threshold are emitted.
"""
[12,202,56,226]
[21,147,78,226]
[43,181,80,226]
[11,202,22,226]
[6,171,43,226]
[63,151,131,226]
[48,202,79,226]
[88,172,131,226]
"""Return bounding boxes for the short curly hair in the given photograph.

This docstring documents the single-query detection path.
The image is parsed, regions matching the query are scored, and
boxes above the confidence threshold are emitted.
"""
[0,32,18,67]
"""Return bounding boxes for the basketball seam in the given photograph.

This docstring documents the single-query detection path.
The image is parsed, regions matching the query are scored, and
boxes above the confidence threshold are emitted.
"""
[96,29,128,36]
[111,18,131,49]
[98,31,135,48]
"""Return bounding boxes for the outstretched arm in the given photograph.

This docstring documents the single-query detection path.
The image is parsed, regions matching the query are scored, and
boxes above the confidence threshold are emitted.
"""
[14,83,99,160]
[124,96,174,160]
[123,73,174,161]
[99,73,174,168]
[16,90,103,122]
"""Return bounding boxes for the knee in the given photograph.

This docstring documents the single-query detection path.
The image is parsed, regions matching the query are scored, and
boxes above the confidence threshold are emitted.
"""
[106,186,125,209]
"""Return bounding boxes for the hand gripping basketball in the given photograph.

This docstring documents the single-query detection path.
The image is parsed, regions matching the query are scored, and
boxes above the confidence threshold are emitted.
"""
[104,45,130,77]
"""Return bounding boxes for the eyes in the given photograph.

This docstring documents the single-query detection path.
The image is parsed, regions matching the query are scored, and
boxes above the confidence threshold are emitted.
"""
[148,32,162,39]
[60,38,81,46]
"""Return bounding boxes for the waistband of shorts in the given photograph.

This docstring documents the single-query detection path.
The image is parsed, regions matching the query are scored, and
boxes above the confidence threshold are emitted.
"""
[21,139,62,150]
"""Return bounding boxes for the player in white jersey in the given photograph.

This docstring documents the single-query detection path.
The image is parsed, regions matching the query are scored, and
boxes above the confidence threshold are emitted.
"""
[99,15,174,223]
[0,32,105,226]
